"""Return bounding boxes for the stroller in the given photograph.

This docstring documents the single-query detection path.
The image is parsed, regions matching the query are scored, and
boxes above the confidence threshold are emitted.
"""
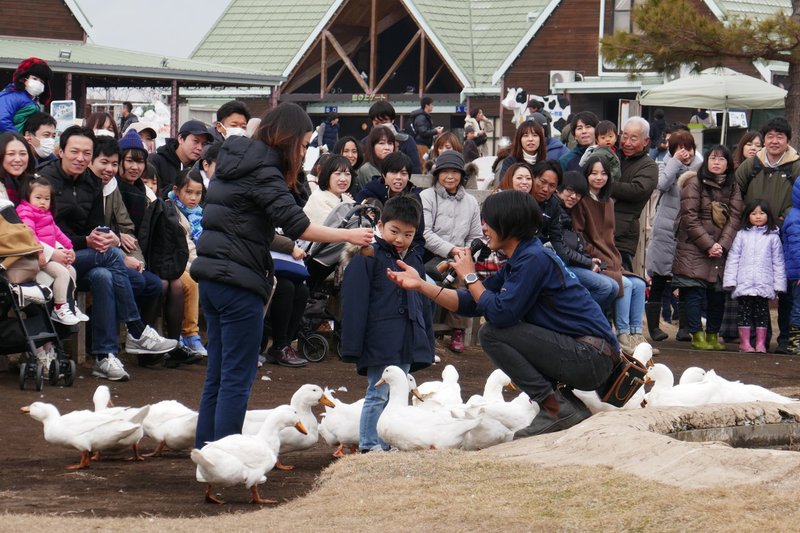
[299,202,382,361]
[0,202,76,390]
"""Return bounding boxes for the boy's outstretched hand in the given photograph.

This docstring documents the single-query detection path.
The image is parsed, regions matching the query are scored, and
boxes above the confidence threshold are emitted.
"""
[387,260,423,291]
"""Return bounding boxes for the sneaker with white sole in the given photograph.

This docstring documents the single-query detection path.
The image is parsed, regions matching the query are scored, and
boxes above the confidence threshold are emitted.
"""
[51,305,80,325]
[92,354,130,381]
[180,335,208,357]
[125,326,179,355]
[73,305,90,322]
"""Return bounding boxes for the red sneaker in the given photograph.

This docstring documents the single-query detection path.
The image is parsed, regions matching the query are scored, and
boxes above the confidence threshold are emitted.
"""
[449,328,465,353]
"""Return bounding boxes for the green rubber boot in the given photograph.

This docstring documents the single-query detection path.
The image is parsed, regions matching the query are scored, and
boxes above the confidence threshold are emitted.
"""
[691,331,713,350]
[705,332,726,351]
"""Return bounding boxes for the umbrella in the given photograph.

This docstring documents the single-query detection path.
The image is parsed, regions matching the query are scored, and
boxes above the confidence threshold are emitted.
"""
[638,67,787,144]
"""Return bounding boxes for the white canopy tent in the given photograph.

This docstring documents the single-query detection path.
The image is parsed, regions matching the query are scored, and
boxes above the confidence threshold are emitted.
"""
[637,67,787,144]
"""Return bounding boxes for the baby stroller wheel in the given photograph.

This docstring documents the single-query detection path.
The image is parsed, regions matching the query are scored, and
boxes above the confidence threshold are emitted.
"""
[64,360,77,387]
[49,359,60,386]
[18,362,28,390]
[34,363,44,391]
[300,333,328,362]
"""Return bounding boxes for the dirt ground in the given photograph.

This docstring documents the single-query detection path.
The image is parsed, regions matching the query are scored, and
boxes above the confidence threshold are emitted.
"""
[1,334,799,519]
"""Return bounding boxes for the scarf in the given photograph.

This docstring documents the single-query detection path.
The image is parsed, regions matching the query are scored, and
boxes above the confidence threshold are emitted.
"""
[169,190,203,243]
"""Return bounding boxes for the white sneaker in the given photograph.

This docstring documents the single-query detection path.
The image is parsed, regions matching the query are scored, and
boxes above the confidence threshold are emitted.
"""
[92,354,130,381]
[125,326,179,355]
[51,305,80,325]
[73,305,90,322]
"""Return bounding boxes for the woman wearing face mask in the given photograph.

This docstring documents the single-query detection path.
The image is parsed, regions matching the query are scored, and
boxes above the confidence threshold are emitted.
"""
[0,57,53,134]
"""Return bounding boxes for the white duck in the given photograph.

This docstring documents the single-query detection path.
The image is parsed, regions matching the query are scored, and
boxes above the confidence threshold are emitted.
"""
[191,405,306,505]
[243,384,334,469]
[413,364,463,410]
[141,400,198,457]
[318,388,364,458]
[464,369,517,407]
[679,366,707,385]
[376,366,480,450]
[573,342,654,413]
[673,366,798,404]
[23,401,148,469]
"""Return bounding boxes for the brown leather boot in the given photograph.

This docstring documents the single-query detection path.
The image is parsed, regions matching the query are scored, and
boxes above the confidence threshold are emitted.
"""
[267,345,308,367]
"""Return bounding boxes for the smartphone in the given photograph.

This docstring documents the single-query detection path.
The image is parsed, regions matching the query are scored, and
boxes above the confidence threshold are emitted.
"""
[599,261,608,271]
[95,226,111,233]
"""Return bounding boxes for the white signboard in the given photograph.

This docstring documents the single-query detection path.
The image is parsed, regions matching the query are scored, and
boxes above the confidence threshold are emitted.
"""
[50,100,77,135]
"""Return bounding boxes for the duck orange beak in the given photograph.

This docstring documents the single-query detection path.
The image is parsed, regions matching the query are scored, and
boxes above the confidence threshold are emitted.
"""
[20,405,31,414]
[376,378,386,387]
[319,396,336,408]
[294,421,308,435]
[410,388,424,402]
[506,382,519,392]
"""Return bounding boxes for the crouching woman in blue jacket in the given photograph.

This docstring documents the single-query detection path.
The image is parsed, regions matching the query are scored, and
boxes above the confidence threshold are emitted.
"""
[387,190,618,437]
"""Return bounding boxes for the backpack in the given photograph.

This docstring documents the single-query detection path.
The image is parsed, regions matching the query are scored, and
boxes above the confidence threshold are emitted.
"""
[404,118,417,137]
[138,198,189,280]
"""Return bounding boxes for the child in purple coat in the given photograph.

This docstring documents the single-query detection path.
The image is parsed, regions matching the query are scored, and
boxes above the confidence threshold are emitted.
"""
[723,199,786,352]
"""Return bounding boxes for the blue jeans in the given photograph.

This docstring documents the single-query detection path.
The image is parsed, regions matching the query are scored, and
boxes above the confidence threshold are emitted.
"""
[789,281,800,327]
[614,275,646,335]
[571,267,618,311]
[683,286,725,333]
[195,280,266,448]
[73,247,140,355]
[126,268,162,309]
[359,363,411,451]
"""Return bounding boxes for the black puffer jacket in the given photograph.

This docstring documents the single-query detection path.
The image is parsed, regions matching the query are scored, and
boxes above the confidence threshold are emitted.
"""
[190,136,311,301]
[148,138,185,199]
[556,201,594,269]
[37,159,104,249]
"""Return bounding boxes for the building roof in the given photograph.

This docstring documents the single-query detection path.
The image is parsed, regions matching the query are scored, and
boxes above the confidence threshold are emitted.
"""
[191,0,549,92]
[0,37,283,85]
[703,0,791,20]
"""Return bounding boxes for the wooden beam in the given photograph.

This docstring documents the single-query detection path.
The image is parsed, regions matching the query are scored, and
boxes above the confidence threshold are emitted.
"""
[325,29,371,94]
[373,30,420,95]
[283,35,364,95]
[320,33,327,99]
[369,0,377,93]
[425,63,445,92]
[419,32,425,98]
[326,63,348,92]
[65,72,72,100]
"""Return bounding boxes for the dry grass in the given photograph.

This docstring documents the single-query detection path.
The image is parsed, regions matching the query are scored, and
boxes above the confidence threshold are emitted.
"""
[3,450,800,532]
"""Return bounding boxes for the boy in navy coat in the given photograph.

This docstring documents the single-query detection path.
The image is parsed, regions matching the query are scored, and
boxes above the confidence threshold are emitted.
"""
[341,195,435,452]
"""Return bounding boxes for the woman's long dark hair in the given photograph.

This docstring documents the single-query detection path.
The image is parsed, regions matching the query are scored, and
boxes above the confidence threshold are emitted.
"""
[582,156,612,200]
[699,145,735,181]
[512,120,547,163]
[364,125,396,167]
[255,102,314,192]
[317,155,353,194]
[333,136,364,170]
[0,132,35,198]
[85,111,121,139]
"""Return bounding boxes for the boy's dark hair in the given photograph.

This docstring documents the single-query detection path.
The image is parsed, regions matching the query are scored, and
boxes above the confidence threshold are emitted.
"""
[596,120,617,137]
[93,135,120,160]
[368,101,396,123]
[558,170,589,197]
[570,111,600,134]
[142,162,158,182]
[531,159,563,186]
[326,111,339,122]
[318,155,354,192]
[59,125,96,151]
[741,198,777,232]
[482,190,541,241]
[334,135,364,169]
[381,195,421,228]
[23,112,57,135]
[665,122,690,135]
[202,142,221,164]
[216,100,251,123]
[421,96,434,108]
[380,151,412,177]
[174,168,204,191]
[122,101,133,112]
[19,174,56,214]
[760,117,792,141]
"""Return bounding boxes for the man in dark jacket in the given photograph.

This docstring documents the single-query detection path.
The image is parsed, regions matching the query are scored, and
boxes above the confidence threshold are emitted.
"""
[408,96,442,158]
[148,119,212,198]
[311,111,340,151]
[367,100,422,174]
[612,116,658,271]
[119,101,138,133]
[38,126,177,381]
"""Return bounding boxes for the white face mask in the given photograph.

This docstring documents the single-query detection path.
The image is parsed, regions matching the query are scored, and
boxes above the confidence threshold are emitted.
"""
[25,77,45,97]
[223,126,246,138]
[34,137,56,158]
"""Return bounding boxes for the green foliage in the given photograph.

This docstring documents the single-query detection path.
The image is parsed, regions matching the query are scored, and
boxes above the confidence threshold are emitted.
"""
[601,0,800,73]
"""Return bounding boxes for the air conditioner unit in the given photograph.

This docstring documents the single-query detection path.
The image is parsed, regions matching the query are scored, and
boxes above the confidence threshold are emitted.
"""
[549,70,576,90]
[664,65,693,83]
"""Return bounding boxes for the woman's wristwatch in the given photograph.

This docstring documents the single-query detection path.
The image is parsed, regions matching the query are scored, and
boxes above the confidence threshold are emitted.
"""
[464,272,479,285]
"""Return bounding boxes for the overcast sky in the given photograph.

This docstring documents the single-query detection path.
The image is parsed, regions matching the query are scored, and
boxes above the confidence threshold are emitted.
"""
[76,0,231,58]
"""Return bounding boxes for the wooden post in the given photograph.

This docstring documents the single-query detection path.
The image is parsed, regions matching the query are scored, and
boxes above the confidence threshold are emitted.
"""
[497,77,504,141]
[325,30,371,94]
[65,72,72,100]
[419,32,426,98]
[320,33,327,99]
[170,79,179,138]
[369,0,377,95]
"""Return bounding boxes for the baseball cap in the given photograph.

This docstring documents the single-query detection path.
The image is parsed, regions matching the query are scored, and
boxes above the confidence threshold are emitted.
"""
[179,119,213,142]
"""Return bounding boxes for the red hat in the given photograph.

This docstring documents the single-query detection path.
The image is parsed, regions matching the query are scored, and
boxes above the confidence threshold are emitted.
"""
[12,57,53,104]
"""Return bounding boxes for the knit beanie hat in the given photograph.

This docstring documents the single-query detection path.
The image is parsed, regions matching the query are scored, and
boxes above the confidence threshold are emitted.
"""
[119,128,147,153]
[13,57,53,104]
[559,170,589,197]
[432,150,466,176]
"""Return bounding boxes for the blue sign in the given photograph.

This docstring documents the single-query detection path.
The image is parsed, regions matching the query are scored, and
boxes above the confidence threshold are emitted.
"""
[455,105,466,113]
[325,106,338,113]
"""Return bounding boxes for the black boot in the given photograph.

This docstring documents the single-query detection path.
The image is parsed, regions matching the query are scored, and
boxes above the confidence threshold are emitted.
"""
[513,388,591,439]
[676,302,691,342]
[645,302,668,342]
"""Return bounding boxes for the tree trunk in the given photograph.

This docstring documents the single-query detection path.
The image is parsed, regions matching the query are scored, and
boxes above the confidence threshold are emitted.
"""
[789,0,800,147]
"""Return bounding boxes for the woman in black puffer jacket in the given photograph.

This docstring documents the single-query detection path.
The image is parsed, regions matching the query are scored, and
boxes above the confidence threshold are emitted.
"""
[190,103,373,451]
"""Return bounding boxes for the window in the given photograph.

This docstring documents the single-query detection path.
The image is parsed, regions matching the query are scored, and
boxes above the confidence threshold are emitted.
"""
[613,0,644,34]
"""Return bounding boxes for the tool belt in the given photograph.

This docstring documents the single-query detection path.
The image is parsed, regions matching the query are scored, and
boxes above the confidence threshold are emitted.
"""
[576,335,647,408]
